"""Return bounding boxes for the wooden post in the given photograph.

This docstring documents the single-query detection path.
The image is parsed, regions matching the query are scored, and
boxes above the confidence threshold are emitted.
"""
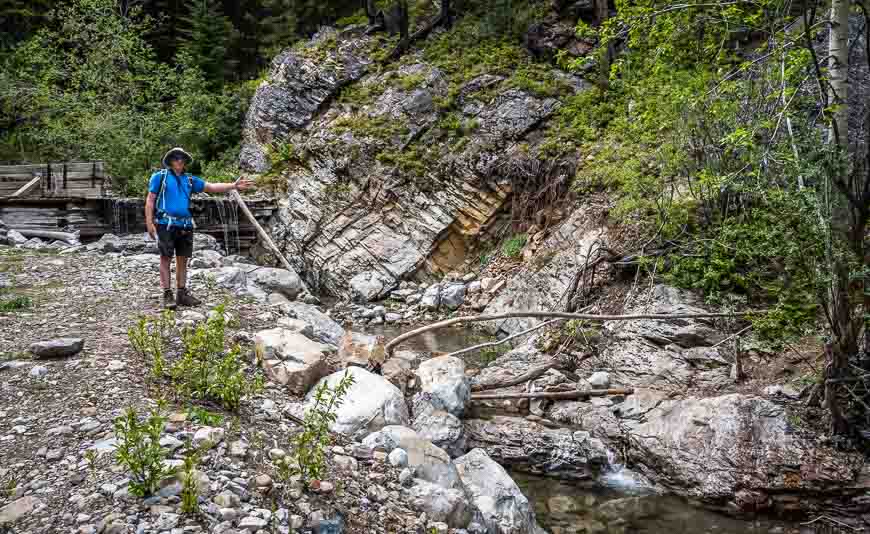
[229,189,296,273]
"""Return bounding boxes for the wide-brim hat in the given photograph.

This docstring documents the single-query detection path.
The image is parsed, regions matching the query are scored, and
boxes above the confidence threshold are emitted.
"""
[162,147,193,168]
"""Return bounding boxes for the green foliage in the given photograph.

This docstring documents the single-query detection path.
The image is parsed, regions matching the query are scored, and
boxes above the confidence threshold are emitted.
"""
[177,0,238,88]
[332,114,409,140]
[502,234,527,258]
[336,9,369,27]
[289,370,355,481]
[128,310,175,379]
[113,406,172,497]
[0,294,30,313]
[397,72,426,91]
[180,440,201,515]
[172,304,263,411]
[187,406,225,426]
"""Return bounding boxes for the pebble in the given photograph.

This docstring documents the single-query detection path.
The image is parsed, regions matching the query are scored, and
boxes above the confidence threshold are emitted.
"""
[399,468,413,486]
[254,474,273,488]
[333,455,359,472]
[388,448,408,467]
[238,516,268,531]
[213,491,240,508]
[229,439,249,458]
[29,365,48,377]
[192,426,225,450]
[373,451,388,463]
[268,448,286,460]
[45,449,63,461]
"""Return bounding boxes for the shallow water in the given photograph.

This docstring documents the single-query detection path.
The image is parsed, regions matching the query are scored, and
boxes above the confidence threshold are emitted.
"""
[364,323,500,368]
[513,471,825,534]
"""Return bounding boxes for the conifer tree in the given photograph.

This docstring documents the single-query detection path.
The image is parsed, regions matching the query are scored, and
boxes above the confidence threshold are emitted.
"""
[177,0,239,86]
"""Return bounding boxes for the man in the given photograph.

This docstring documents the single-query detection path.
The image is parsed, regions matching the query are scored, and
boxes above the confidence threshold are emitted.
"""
[145,147,253,310]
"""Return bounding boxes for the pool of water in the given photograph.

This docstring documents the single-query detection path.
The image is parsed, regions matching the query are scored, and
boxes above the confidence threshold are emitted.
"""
[364,323,501,368]
[513,471,817,534]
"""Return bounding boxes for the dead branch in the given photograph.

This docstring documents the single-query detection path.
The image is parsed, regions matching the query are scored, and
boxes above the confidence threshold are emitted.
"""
[385,310,766,357]
[446,319,563,360]
[471,360,559,392]
[471,387,634,401]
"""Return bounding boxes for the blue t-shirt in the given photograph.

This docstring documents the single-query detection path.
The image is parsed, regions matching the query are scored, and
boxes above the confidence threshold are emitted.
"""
[148,170,206,228]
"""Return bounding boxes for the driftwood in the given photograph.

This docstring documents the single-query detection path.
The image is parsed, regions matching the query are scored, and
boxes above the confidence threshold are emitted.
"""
[12,228,80,244]
[385,310,765,358]
[471,387,633,401]
[11,176,41,197]
[230,189,295,275]
[471,360,559,393]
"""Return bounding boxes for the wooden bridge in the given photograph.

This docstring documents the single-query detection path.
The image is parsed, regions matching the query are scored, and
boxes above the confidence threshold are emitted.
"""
[0,161,278,254]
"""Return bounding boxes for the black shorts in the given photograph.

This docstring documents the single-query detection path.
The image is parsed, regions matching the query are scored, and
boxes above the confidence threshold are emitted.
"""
[157,225,194,258]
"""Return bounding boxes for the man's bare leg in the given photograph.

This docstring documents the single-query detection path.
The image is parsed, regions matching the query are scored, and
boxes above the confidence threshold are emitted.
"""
[160,256,176,309]
[176,256,188,289]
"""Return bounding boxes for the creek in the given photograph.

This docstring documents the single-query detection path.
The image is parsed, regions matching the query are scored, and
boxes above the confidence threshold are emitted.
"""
[365,323,810,534]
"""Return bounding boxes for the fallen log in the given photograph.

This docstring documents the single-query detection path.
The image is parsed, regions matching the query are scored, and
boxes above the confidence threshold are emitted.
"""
[230,189,295,274]
[385,310,764,357]
[11,228,80,244]
[471,360,559,392]
[471,387,634,401]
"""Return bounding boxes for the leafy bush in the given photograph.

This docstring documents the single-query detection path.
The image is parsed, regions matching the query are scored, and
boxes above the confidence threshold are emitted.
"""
[0,295,30,313]
[113,406,172,497]
[288,370,355,481]
[502,234,527,258]
[128,310,175,379]
[187,406,224,426]
[172,304,263,411]
[180,440,201,515]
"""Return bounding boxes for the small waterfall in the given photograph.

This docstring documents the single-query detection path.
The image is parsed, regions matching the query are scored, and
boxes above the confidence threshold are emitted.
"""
[602,448,649,492]
[215,198,241,256]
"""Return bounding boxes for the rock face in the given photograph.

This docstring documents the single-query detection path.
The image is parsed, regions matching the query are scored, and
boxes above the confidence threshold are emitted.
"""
[253,328,332,395]
[455,448,545,534]
[305,367,409,440]
[29,338,84,358]
[483,210,606,335]
[240,28,580,299]
[415,356,471,418]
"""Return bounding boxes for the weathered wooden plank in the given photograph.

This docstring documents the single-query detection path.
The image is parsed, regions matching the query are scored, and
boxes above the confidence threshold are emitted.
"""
[0,162,101,174]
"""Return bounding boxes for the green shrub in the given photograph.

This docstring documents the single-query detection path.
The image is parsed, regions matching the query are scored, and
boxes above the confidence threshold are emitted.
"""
[502,234,527,258]
[187,406,224,426]
[128,310,174,379]
[0,295,30,313]
[180,440,201,515]
[288,369,355,481]
[172,304,263,411]
[113,406,172,497]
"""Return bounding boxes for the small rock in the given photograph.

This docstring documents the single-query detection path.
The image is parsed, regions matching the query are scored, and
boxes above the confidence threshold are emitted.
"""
[107,359,126,371]
[46,425,74,436]
[318,481,334,493]
[45,449,63,461]
[192,426,225,450]
[218,508,238,522]
[269,448,286,460]
[333,455,358,472]
[385,312,403,323]
[29,338,85,358]
[399,468,413,486]
[367,485,388,503]
[229,440,249,458]
[159,435,184,452]
[588,371,611,389]
[254,474,273,488]
[388,448,408,467]
[155,512,179,530]
[29,365,48,378]
[238,516,268,531]
[213,491,240,509]
[290,515,304,529]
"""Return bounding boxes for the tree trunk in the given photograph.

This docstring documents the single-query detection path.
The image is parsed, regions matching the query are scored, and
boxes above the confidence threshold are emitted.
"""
[828,0,849,146]
[441,0,451,28]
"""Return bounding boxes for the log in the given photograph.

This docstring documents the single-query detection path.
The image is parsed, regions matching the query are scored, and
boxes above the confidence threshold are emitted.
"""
[385,310,765,357]
[229,189,296,274]
[11,228,81,244]
[471,360,559,392]
[471,388,634,401]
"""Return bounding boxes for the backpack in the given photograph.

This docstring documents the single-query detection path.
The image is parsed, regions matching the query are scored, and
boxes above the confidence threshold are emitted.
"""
[155,168,196,228]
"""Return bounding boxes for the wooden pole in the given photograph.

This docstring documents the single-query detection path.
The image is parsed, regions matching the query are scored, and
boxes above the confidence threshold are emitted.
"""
[229,189,295,273]
[471,388,634,401]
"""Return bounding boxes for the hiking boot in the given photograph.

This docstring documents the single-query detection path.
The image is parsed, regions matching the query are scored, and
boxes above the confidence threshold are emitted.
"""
[162,289,176,310]
[176,287,201,308]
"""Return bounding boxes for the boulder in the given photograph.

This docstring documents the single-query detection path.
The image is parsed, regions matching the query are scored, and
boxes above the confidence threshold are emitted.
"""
[416,356,470,417]
[305,367,409,439]
[0,496,40,525]
[278,301,345,347]
[190,249,225,269]
[350,271,397,302]
[338,332,384,368]
[421,284,441,311]
[440,283,467,310]
[29,338,84,358]
[588,371,610,389]
[193,267,247,290]
[454,448,545,534]
[362,426,461,489]
[411,395,467,458]
[254,328,333,395]
[246,267,307,300]
[406,480,472,527]
[7,229,27,245]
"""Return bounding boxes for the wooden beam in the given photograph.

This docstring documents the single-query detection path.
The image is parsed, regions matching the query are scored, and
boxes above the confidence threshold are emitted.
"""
[11,176,41,197]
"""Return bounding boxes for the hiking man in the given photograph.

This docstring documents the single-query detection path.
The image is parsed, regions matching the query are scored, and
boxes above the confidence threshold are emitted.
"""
[145,147,253,310]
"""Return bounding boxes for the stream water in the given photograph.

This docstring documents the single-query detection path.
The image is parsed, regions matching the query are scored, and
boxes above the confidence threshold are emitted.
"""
[367,324,819,534]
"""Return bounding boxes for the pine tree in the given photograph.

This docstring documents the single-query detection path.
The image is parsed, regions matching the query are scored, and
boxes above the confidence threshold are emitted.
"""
[255,0,300,59]
[177,0,239,86]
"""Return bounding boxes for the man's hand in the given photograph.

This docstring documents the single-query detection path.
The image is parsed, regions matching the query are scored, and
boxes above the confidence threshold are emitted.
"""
[147,223,157,240]
[235,178,254,191]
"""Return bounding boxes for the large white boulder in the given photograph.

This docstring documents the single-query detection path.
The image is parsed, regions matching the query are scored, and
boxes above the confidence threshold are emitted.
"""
[246,266,307,300]
[254,328,332,395]
[416,356,470,417]
[305,367,409,440]
[454,448,545,534]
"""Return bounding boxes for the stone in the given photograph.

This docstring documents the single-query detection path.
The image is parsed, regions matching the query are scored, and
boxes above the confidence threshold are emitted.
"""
[588,371,611,389]
[385,312,402,323]
[411,397,467,458]
[246,267,308,300]
[253,328,332,395]
[190,249,225,269]
[254,474,273,488]
[454,448,543,534]
[269,448,286,460]
[239,516,268,531]
[229,440,249,458]
[440,283,466,311]
[29,338,84,358]
[0,496,40,525]
[213,491,240,508]
[388,448,408,467]
[155,512,180,530]
[193,266,247,290]
[338,331,384,369]
[362,426,460,489]
[764,384,802,399]
[407,480,471,528]
[333,455,359,472]
[350,271,397,302]
[421,285,441,311]
[29,365,48,377]
[367,485,388,503]
[399,468,413,486]
[415,356,470,417]
[7,229,27,245]
[305,367,409,440]
[278,301,346,347]
[192,426,225,450]
[467,281,482,294]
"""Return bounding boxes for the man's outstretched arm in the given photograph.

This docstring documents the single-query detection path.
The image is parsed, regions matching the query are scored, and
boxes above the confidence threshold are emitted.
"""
[203,178,254,194]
